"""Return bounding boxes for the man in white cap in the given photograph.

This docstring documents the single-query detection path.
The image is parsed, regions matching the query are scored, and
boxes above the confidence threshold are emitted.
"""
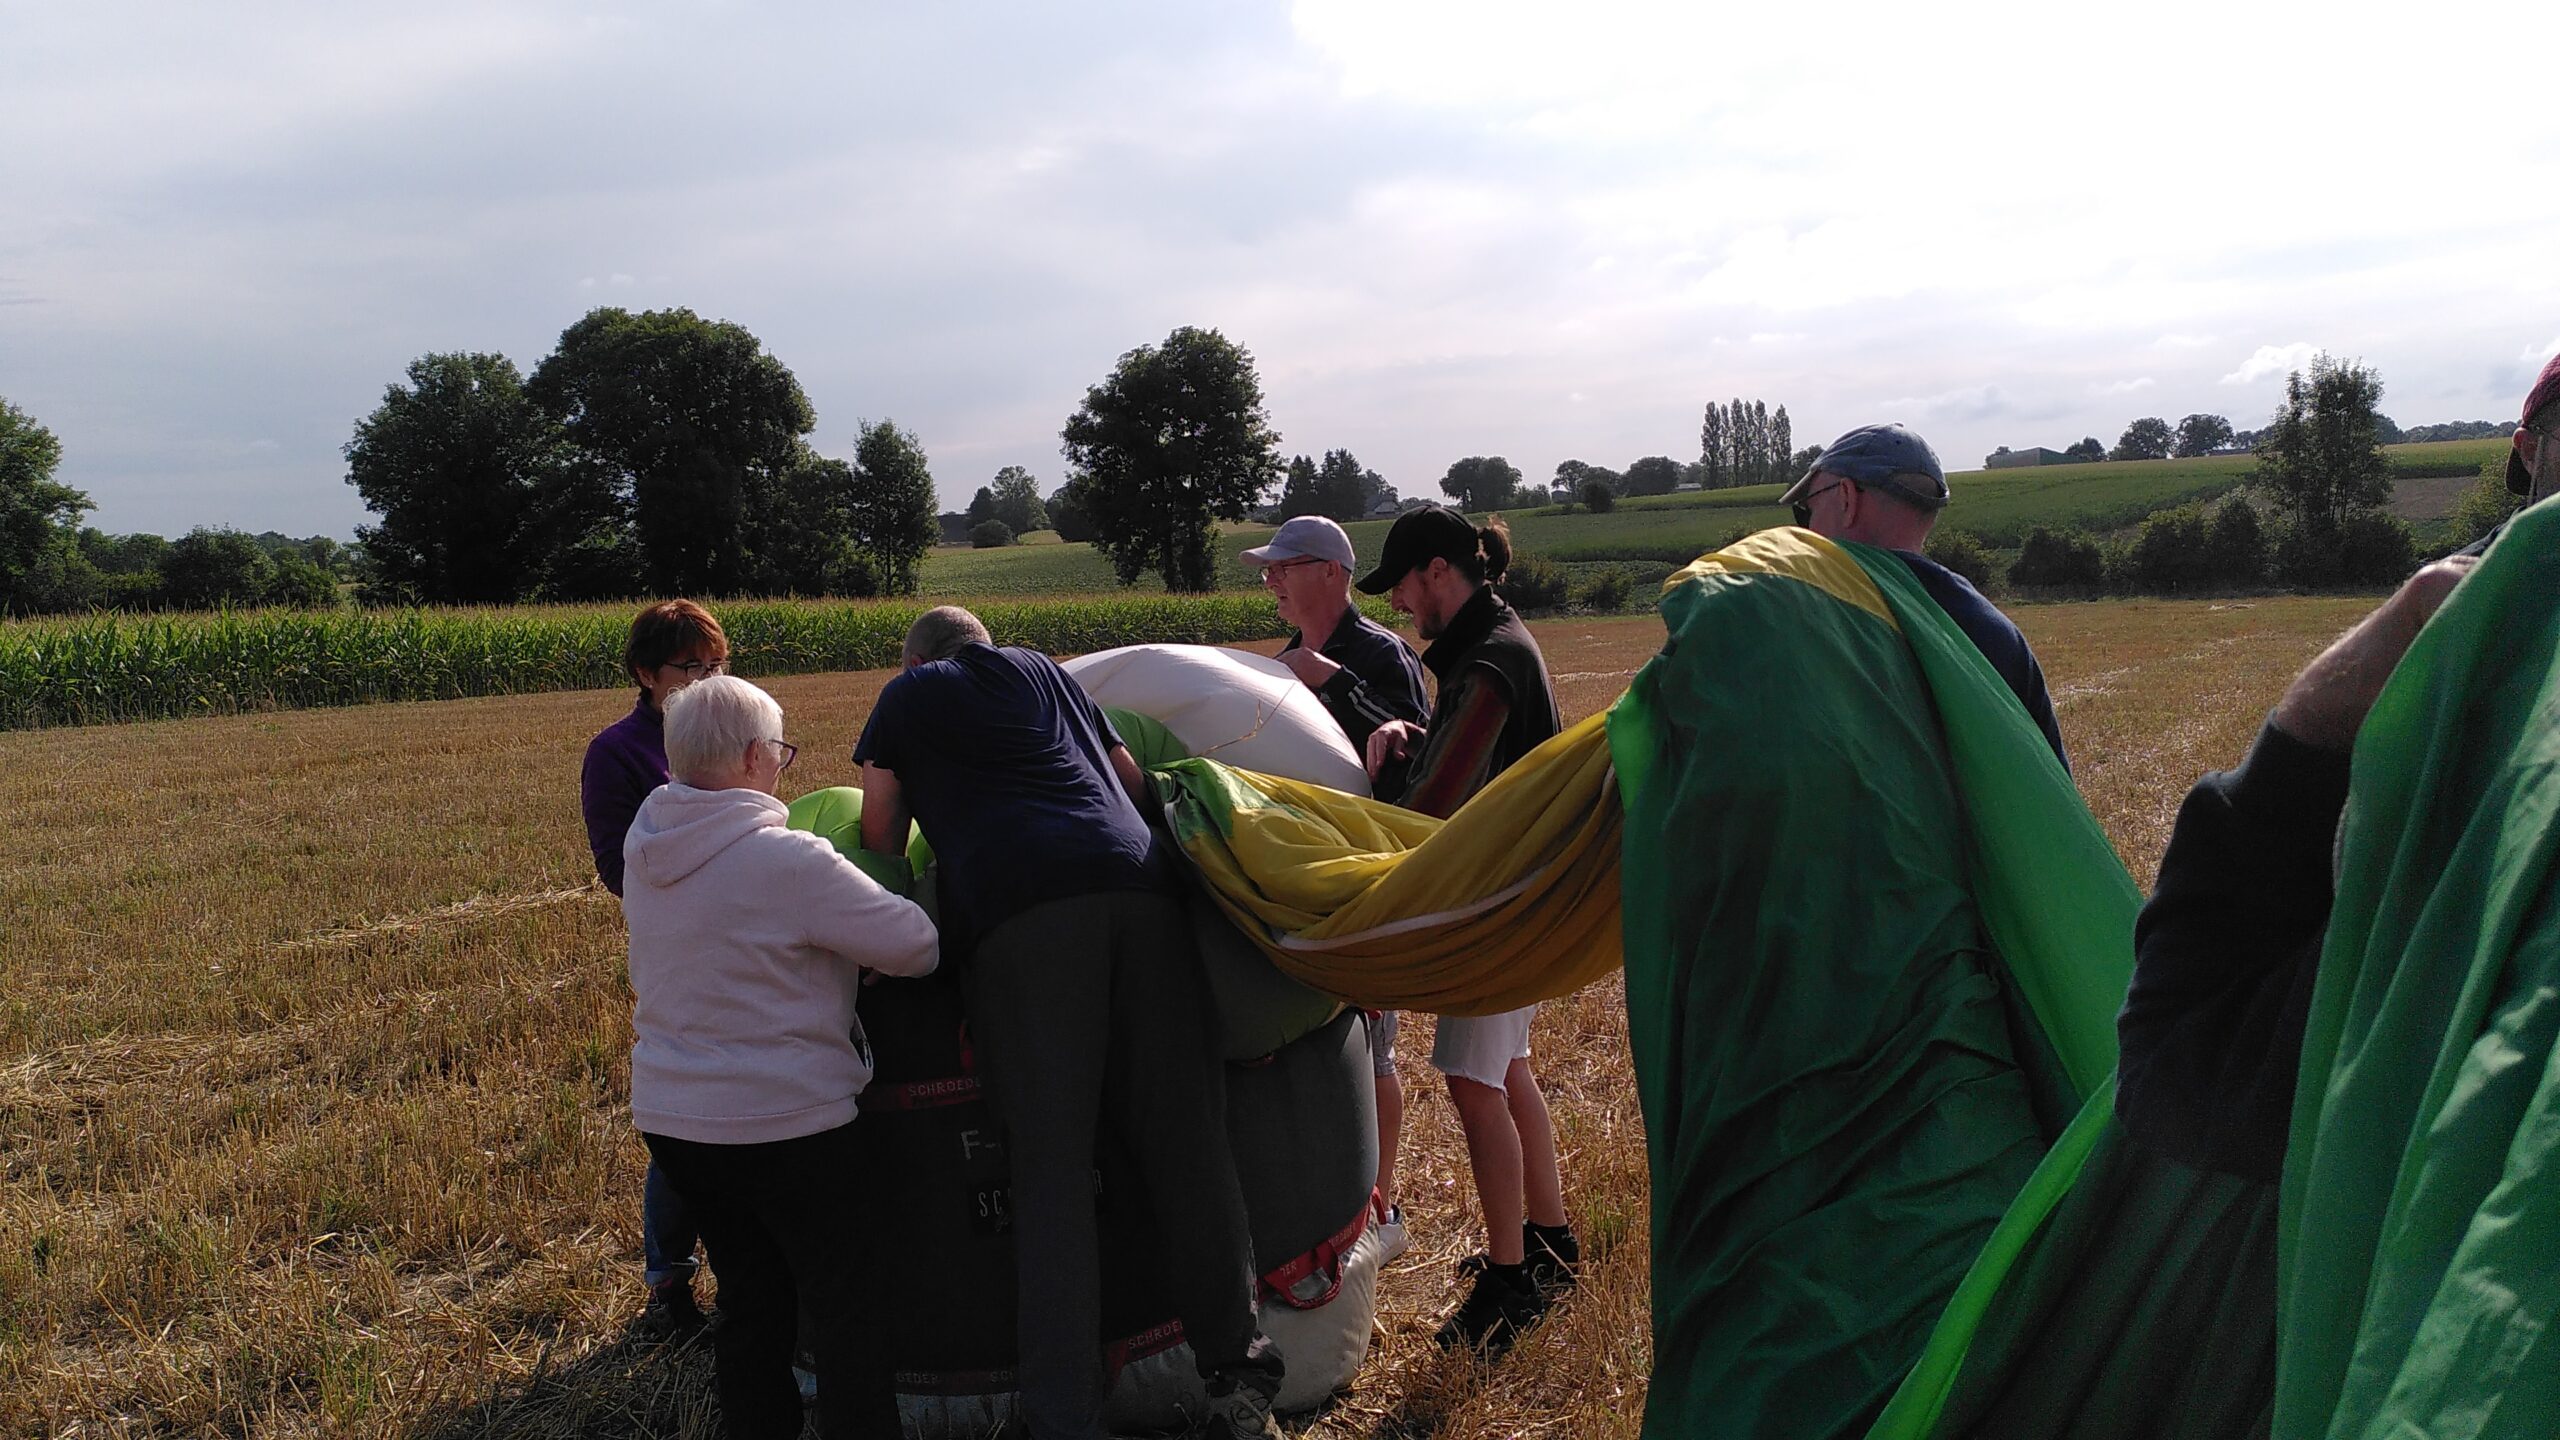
[1244,513,1431,1260]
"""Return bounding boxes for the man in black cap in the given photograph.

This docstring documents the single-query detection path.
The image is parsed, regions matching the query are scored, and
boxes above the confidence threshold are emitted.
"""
[1357,506,1581,1356]
[1780,423,2068,766]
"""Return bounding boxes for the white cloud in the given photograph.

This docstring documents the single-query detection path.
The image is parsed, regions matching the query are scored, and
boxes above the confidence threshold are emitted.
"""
[1878,385,2016,424]
[11,3,2560,535]
[2222,343,2320,385]
[2526,336,2560,364]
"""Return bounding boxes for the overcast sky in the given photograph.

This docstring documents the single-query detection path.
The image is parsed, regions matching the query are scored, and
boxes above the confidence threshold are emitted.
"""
[5,0,2555,539]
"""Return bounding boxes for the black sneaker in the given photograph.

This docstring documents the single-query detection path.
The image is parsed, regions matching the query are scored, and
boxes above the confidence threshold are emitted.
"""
[640,1278,706,1339]
[1432,1255,1548,1356]
[1523,1221,1580,1298]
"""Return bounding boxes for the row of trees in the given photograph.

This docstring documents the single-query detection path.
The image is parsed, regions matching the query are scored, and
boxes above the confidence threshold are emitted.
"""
[346,309,942,604]
[1698,399,1804,489]
[1999,354,2430,590]
[2003,499,2415,595]
[1994,412,2239,466]
[1276,450,1397,523]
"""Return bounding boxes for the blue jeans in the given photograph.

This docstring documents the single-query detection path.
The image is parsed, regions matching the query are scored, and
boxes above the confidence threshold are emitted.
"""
[643,1155,701,1288]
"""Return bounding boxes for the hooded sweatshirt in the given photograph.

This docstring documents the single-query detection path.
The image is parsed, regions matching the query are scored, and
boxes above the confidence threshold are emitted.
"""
[622,781,939,1144]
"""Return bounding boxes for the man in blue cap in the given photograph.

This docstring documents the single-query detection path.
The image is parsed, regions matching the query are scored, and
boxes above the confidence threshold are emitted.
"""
[1780,424,2068,765]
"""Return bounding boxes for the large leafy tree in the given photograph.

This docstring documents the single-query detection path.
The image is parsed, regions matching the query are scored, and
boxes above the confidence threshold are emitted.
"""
[1623,455,1683,496]
[1315,449,1386,521]
[1059,326,1283,592]
[0,398,91,613]
[756,452,878,597]
[528,307,814,597]
[848,420,939,595]
[2110,416,2175,461]
[2256,354,2393,573]
[1047,482,1095,543]
[1554,459,1622,500]
[160,527,275,610]
[1439,455,1523,511]
[343,352,583,604]
[986,466,1049,535]
[1277,454,1322,517]
[2173,413,2235,458]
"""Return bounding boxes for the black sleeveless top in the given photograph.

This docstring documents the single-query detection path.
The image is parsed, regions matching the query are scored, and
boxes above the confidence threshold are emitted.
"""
[1417,586,1562,782]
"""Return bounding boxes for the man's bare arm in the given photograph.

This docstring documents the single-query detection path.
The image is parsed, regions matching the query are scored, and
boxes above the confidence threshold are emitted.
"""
[859,761,911,857]
[2269,556,2478,752]
[1110,745,1151,812]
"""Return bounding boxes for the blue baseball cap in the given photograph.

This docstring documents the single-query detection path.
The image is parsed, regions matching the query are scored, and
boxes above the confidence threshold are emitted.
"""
[1779,423,1949,512]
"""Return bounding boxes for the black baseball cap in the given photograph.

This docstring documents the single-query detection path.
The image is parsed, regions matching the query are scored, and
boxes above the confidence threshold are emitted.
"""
[1356,505,1478,594]
[1778,423,1950,512]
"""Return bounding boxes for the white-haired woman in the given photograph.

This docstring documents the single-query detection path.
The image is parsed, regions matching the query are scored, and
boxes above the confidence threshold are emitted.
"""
[623,675,938,1440]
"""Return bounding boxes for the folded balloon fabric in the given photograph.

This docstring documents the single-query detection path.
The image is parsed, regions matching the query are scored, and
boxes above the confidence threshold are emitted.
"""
[1152,707,1623,1020]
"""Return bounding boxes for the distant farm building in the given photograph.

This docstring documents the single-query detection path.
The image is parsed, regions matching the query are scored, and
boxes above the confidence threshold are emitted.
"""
[1985,447,2066,469]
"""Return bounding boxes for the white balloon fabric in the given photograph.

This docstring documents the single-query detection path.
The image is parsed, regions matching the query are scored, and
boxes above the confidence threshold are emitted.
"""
[1064,644,1372,798]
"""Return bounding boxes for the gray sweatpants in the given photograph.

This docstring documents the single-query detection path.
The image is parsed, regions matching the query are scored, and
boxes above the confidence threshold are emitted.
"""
[966,889,1283,1439]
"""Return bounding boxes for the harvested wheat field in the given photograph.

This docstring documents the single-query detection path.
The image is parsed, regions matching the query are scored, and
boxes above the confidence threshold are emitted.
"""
[2,594,2376,1438]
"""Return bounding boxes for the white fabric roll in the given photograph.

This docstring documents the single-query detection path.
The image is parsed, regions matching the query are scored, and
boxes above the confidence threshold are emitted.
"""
[1063,643,1372,798]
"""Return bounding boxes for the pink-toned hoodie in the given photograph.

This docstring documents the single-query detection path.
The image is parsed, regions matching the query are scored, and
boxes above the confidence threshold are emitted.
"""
[622,782,939,1144]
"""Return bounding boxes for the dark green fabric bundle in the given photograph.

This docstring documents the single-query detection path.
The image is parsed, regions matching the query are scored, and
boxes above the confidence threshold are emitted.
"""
[2276,500,2560,1439]
[1610,534,2127,1438]
[1610,532,2294,1439]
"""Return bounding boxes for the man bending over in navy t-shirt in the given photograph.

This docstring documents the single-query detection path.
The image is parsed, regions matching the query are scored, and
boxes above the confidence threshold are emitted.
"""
[854,606,1285,1440]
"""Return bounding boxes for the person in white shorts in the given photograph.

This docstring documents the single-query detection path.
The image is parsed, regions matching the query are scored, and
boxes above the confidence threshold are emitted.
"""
[1356,506,1580,1356]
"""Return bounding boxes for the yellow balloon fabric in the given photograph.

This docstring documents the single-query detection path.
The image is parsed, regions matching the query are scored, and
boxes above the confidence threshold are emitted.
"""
[1159,709,1623,1017]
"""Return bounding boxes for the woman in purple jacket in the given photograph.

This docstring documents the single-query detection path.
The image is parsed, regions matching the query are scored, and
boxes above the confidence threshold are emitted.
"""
[580,598,730,1332]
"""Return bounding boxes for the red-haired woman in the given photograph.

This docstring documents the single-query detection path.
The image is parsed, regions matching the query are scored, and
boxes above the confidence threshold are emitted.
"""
[580,598,730,1332]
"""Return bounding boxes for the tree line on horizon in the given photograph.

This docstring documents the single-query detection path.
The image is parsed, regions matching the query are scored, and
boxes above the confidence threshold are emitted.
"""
[4,324,2524,618]
[1997,409,2517,469]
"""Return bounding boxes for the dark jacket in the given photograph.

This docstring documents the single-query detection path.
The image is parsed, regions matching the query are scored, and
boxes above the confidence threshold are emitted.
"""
[580,697,667,897]
[1895,550,2069,769]
[1282,603,1430,795]
[1397,587,1561,814]
[2116,721,2349,1182]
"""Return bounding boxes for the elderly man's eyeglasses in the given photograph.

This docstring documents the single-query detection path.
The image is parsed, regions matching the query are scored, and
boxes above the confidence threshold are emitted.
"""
[1260,558,1327,588]
[669,658,729,679]
[766,739,798,773]
[1791,479,1852,528]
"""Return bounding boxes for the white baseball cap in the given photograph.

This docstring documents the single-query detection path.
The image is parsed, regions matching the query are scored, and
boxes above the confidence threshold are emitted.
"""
[1242,515,1355,568]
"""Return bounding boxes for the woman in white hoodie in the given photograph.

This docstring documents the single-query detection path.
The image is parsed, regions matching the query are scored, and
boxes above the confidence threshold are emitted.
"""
[623,675,939,1440]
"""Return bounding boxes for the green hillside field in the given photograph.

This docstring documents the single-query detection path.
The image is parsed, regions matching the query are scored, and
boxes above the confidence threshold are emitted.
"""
[924,439,2511,597]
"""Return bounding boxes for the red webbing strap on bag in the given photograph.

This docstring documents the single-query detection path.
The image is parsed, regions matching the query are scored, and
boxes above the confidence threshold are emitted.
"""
[1258,1192,1378,1310]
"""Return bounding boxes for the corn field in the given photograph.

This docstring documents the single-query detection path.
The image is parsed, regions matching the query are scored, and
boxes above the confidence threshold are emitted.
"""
[0,593,1315,730]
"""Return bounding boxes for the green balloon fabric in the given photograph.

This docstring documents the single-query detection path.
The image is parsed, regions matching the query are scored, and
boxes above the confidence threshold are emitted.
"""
[1608,532,2280,1440]
[784,785,929,894]
[2275,500,2560,1439]
[1103,704,1191,772]
[1610,546,2057,1439]
[1857,547,2276,1440]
